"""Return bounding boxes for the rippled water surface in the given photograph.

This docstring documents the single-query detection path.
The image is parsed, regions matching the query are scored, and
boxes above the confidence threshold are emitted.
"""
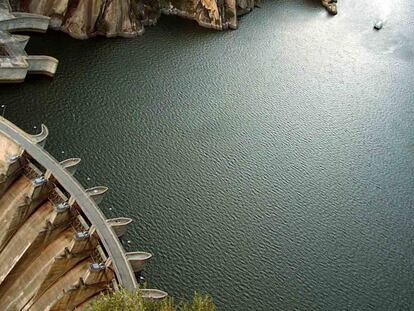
[1,0,413,310]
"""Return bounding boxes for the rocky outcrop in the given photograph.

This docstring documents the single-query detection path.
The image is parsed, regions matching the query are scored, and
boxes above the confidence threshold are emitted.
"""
[161,0,256,30]
[17,0,158,38]
[321,0,337,15]
[12,0,337,39]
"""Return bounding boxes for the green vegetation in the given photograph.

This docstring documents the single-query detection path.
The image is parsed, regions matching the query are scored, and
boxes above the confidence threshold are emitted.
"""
[87,288,216,311]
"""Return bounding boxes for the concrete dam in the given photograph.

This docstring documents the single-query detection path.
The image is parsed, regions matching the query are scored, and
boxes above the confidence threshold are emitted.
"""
[0,0,58,83]
[0,116,167,310]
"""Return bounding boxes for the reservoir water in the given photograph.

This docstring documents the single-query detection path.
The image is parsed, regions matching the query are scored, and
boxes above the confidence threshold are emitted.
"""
[1,0,413,309]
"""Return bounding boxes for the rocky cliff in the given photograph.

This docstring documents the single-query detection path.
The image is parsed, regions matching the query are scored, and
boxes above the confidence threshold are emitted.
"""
[12,0,337,39]
[15,0,158,39]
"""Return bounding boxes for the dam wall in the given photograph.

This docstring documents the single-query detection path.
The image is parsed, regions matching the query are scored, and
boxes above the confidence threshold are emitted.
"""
[0,12,49,32]
[0,65,28,82]
[0,2,58,82]
[0,117,167,310]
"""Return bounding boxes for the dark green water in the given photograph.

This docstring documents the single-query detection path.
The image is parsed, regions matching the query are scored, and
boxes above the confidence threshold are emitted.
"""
[1,0,414,309]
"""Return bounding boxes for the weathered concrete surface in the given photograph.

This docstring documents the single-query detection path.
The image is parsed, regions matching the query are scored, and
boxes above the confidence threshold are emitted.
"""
[106,217,133,237]
[0,131,23,193]
[0,201,57,284]
[0,117,166,310]
[0,175,49,252]
[0,1,58,82]
[0,229,75,311]
[33,260,115,311]
[26,55,59,76]
[0,29,29,82]
[0,12,50,32]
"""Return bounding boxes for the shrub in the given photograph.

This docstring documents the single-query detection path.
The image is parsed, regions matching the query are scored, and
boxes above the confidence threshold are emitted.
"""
[87,288,216,311]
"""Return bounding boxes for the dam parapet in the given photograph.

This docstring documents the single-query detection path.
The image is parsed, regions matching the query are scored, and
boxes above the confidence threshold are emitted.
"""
[0,117,166,310]
[0,11,50,32]
[0,0,58,83]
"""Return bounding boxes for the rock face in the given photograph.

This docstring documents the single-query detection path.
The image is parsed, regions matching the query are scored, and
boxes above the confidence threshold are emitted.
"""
[12,0,337,39]
[16,0,159,39]
[321,0,337,15]
[161,0,256,30]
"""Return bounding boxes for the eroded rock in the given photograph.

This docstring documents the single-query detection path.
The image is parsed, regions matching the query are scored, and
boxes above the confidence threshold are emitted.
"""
[321,0,337,15]
[19,0,146,38]
[13,0,338,39]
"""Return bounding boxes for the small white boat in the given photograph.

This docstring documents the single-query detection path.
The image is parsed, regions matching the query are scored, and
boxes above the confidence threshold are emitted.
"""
[374,20,383,30]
